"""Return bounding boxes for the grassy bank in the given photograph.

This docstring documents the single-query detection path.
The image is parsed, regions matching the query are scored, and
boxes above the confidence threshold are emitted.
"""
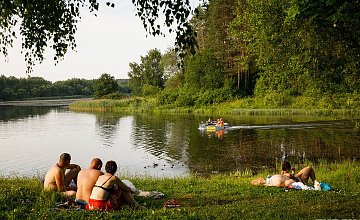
[69,97,360,118]
[1,160,359,219]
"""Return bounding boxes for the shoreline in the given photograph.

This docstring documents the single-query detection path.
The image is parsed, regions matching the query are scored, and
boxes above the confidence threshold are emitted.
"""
[69,98,360,118]
[0,98,93,107]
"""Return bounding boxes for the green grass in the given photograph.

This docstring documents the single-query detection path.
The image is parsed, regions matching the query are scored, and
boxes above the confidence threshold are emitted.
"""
[69,97,360,119]
[1,160,359,219]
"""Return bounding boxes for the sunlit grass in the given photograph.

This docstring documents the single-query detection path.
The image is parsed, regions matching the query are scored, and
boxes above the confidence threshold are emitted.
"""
[69,97,360,119]
[1,160,359,219]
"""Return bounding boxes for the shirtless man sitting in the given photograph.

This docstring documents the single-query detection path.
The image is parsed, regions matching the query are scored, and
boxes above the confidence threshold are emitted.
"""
[76,158,103,204]
[44,152,81,196]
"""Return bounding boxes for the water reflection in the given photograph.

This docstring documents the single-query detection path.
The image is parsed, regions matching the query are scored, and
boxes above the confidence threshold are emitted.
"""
[0,106,52,121]
[131,114,190,163]
[95,114,120,148]
[0,106,359,178]
[186,120,360,175]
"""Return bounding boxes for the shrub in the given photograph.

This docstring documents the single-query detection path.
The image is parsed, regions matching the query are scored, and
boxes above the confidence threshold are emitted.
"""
[157,89,179,105]
[141,84,161,97]
[101,92,126,99]
[175,92,197,107]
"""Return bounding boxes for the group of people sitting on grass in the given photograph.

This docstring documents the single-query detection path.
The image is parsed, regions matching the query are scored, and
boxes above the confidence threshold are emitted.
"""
[43,153,320,211]
[43,153,142,211]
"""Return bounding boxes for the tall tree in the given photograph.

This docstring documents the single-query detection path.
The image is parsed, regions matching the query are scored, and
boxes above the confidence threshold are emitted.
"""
[128,49,164,95]
[161,48,180,81]
[93,73,118,98]
[142,49,164,88]
[161,48,183,90]
[128,62,143,95]
[184,50,224,91]
[189,1,245,94]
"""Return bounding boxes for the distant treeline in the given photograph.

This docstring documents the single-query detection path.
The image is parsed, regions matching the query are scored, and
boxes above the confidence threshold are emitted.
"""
[0,75,130,101]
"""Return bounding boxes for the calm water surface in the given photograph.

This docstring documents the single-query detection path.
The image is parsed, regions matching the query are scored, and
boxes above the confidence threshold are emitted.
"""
[0,106,359,178]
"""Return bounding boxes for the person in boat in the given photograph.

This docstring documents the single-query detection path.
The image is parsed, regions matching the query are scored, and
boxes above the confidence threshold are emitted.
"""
[76,158,104,205]
[281,161,316,184]
[44,152,81,196]
[216,118,224,127]
[86,160,141,211]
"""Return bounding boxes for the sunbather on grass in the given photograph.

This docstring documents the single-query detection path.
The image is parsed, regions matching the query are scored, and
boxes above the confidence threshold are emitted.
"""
[281,161,316,184]
[251,161,317,187]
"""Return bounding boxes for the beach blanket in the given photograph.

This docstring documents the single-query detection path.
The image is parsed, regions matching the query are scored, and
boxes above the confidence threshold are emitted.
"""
[289,181,333,191]
[122,179,165,199]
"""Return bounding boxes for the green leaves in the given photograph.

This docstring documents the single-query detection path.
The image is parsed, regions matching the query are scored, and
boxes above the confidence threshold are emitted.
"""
[132,0,197,61]
[227,0,360,101]
[128,49,165,96]
[93,73,119,98]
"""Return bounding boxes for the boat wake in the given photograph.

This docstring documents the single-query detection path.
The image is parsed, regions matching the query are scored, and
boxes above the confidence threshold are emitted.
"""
[225,122,339,130]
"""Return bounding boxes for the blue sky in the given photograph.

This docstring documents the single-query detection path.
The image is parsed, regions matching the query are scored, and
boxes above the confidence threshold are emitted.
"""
[0,1,200,82]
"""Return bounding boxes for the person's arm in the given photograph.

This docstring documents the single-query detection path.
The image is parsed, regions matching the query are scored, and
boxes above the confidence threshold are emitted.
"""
[66,164,81,172]
[54,169,66,192]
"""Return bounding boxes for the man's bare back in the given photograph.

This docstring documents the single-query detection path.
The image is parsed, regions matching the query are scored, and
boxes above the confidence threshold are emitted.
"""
[76,168,103,202]
[76,158,103,203]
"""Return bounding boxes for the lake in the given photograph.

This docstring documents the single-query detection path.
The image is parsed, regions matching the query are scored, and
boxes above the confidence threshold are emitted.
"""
[0,106,359,178]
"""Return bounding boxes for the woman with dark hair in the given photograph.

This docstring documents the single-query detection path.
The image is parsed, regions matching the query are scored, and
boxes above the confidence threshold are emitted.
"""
[281,161,316,184]
[86,160,140,211]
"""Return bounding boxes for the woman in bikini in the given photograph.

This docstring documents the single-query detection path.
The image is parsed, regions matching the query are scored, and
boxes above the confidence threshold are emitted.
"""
[86,160,140,211]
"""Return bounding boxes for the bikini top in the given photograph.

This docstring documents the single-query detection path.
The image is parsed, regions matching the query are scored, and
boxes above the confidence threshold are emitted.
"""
[94,175,115,194]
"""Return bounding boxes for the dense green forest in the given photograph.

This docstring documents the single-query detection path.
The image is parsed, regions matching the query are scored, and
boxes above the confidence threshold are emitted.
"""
[127,0,360,109]
[0,75,130,101]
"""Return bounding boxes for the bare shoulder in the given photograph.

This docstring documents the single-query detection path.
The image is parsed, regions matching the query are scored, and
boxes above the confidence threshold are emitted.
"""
[53,164,63,174]
[89,169,103,179]
[44,164,62,187]
[46,164,59,175]
[78,168,88,175]
[91,169,103,174]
